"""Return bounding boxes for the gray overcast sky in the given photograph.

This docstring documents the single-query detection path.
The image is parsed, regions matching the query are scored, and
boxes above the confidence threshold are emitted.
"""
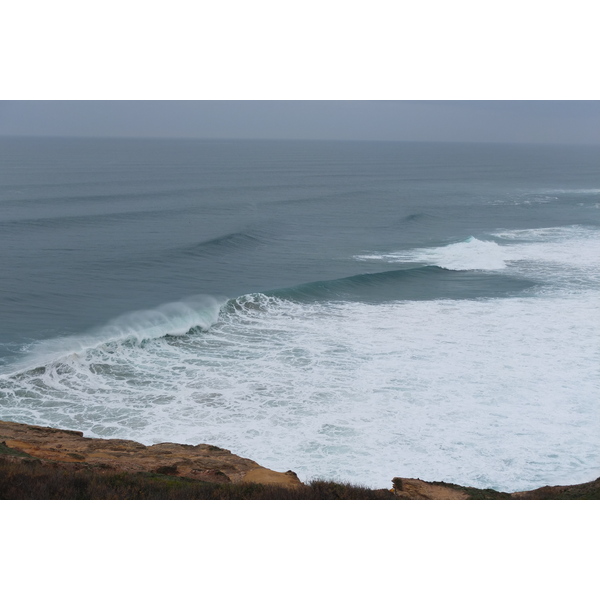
[1,101,599,144]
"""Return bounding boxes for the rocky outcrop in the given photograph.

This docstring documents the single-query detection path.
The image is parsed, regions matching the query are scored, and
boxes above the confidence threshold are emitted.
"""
[391,477,512,499]
[0,420,302,489]
[392,478,472,500]
[1,419,597,498]
[390,476,600,500]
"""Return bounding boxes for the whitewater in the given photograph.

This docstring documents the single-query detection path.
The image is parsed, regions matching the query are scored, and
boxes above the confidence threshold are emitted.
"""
[1,138,598,492]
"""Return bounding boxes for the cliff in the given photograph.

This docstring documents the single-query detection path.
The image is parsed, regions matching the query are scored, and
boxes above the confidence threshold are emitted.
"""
[0,419,302,489]
[1,419,598,499]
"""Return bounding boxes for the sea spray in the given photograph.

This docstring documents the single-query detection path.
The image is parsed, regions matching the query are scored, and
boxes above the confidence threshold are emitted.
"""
[4,295,225,376]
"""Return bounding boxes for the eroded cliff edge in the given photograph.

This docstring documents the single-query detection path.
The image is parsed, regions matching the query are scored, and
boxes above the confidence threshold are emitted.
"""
[0,419,302,489]
[1,419,598,499]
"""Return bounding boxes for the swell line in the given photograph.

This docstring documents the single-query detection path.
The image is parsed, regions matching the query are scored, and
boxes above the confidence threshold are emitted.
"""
[263,266,534,303]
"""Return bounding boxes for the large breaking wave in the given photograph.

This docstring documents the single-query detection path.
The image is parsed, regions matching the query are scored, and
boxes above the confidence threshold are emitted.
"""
[3,295,224,376]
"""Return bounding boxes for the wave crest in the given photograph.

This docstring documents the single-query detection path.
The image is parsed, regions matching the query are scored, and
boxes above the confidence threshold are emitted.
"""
[7,295,225,375]
[356,237,508,271]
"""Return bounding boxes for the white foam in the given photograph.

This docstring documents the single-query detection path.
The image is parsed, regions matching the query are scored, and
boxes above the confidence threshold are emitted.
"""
[356,237,508,271]
[489,226,600,289]
[1,291,598,492]
[356,226,600,288]
[490,188,600,205]
[545,188,600,195]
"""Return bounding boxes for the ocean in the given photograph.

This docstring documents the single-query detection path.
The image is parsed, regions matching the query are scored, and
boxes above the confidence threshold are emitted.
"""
[1,137,598,492]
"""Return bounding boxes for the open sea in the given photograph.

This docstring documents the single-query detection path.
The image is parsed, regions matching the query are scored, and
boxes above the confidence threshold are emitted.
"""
[1,137,598,492]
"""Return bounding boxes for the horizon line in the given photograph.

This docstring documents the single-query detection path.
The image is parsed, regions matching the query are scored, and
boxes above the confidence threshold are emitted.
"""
[2,134,599,147]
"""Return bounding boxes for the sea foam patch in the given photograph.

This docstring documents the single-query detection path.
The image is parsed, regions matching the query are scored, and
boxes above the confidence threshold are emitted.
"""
[355,237,509,271]
[489,226,600,288]
[356,226,600,286]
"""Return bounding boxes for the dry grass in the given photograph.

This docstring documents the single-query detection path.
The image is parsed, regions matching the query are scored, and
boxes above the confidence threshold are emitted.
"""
[3,449,597,500]
[0,455,398,500]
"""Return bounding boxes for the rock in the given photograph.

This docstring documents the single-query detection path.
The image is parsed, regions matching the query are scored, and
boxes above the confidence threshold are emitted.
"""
[509,478,600,500]
[0,420,303,489]
[392,477,470,500]
[391,475,600,500]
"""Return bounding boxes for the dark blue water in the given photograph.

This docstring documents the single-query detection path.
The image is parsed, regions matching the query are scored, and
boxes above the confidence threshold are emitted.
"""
[1,137,599,490]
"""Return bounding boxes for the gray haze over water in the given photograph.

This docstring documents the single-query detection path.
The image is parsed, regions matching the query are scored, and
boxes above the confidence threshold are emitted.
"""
[1,101,600,145]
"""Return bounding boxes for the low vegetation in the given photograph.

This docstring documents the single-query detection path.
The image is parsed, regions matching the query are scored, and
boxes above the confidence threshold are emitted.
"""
[0,455,398,500]
[2,446,598,500]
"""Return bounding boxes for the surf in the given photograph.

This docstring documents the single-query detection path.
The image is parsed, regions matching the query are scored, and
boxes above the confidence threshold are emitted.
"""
[356,236,509,271]
[1,290,598,492]
[2,295,224,377]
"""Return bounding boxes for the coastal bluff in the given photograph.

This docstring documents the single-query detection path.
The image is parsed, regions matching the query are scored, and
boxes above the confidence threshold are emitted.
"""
[0,419,302,489]
[1,419,598,499]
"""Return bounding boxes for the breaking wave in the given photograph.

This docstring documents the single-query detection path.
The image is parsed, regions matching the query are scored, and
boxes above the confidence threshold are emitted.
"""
[356,237,509,271]
[4,295,224,376]
[356,226,600,288]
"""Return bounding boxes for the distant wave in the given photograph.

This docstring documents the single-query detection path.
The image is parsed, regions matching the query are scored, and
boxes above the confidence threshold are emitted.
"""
[0,205,196,231]
[260,265,533,303]
[402,212,431,222]
[544,188,600,195]
[493,188,600,206]
[356,237,508,271]
[0,186,220,208]
[266,190,357,207]
[179,231,266,257]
